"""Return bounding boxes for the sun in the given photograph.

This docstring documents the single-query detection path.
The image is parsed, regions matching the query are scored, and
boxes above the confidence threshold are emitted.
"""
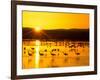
[35,27,41,32]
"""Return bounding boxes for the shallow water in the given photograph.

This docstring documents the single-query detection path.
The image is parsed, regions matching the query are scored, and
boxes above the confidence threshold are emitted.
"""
[22,39,89,69]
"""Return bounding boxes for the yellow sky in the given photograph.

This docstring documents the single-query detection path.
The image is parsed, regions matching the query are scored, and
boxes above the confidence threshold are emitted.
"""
[22,11,89,30]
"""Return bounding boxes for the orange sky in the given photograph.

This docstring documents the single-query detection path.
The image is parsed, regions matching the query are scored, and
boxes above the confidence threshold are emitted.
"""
[22,11,89,30]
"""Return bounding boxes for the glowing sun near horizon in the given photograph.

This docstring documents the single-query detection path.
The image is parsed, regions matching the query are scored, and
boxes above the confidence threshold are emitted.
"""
[35,27,42,32]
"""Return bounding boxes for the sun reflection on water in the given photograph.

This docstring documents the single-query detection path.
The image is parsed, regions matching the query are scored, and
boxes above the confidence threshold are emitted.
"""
[35,40,40,68]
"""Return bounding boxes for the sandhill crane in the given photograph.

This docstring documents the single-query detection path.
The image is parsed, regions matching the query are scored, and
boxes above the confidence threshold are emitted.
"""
[63,53,68,56]
[51,52,56,56]
[27,47,35,56]
[51,49,60,56]
[75,53,80,56]
[39,52,44,56]
[28,50,33,56]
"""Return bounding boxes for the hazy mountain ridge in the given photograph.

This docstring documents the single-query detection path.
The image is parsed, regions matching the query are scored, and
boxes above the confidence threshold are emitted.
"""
[22,28,89,41]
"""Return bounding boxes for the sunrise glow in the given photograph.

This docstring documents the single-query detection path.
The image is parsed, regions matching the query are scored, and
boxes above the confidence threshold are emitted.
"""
[35,27,42,32]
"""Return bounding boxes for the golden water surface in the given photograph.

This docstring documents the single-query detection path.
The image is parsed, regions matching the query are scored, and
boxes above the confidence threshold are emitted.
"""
[22,40,89,69]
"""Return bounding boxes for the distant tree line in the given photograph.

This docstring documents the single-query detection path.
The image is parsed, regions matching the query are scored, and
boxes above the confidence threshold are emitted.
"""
[22,28,89,41]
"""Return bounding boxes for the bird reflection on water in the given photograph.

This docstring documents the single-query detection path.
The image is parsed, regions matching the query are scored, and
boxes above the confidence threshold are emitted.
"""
[22,39,89,69]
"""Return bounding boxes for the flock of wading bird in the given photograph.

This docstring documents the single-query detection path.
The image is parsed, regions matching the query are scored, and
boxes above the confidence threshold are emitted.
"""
[23,41,89,57]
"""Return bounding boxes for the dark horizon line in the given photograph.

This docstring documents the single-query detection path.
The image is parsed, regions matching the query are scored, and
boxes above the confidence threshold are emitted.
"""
[22,27,89,30]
